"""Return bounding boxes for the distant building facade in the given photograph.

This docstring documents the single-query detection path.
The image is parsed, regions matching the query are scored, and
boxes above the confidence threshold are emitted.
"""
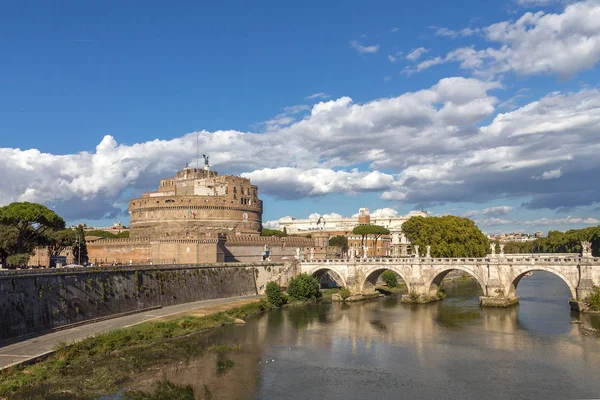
[280,208,426,258]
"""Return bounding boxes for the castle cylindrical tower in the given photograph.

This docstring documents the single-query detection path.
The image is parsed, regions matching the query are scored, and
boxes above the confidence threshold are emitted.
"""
[128,167,263,239]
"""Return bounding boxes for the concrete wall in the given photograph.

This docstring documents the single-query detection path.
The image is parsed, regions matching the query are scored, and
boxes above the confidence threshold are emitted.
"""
[0,263,274,342]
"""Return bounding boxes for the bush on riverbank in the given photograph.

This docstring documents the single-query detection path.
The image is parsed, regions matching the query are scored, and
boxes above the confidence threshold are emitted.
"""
[339,287,352,300]
[381,271,398,288]
[266,282,287,307]
[287,273,322,302]
[586,286,600,311]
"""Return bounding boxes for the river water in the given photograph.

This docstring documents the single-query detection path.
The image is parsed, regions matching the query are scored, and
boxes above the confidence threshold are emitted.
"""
[123,272,600,399]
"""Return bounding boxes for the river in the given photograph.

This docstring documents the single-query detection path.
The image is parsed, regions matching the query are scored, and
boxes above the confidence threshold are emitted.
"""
[120,272,600,399]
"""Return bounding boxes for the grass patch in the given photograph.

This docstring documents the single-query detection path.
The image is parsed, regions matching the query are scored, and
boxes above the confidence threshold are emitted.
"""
[375,282,407,295]
[321,288,341,297]
[0,299,273,399]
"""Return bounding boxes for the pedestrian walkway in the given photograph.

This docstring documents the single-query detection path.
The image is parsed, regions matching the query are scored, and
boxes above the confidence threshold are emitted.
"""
[0,295,261,370]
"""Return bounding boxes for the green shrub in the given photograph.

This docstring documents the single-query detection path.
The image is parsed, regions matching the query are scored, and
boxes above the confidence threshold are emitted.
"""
[339,287,352,300]
[381,270,398,288]
[586,286,600,311]
[287,273,322,301]
[265,282,287,307]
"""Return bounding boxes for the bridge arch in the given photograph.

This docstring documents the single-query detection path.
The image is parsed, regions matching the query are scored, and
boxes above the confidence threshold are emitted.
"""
[426,266,487,297]
[308,267,347,289]
[508,266,577,299]
[360,265,410,293]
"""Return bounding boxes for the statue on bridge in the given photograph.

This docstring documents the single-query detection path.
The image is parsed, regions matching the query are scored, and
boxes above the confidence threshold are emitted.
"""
[490,243,496,257]
[582,241,592,257]
[413,245,419,258]
[426,245,431,258]
[499,243,505,256]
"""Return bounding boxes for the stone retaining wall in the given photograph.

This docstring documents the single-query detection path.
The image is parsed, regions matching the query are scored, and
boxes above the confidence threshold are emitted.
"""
[0,263,276,342]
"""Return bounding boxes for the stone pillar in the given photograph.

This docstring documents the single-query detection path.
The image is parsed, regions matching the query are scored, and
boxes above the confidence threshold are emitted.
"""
[577,241,594,301]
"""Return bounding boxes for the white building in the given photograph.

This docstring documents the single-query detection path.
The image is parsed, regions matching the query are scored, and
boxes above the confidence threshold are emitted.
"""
[278,208,426,235]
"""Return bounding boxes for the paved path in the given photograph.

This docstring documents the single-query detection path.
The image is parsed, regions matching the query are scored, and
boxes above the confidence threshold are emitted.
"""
[0,295,261,370]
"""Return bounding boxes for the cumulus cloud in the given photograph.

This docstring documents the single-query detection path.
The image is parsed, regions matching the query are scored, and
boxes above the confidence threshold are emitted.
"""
[416,0,600,78]
[350,40,380,54]
[532,168,562,180]
[308,213,343,220]
[2,76,600,221]
[263,220,281,229]
[406,47,429,61]
[241,168,395,199]
[370,208,400,218]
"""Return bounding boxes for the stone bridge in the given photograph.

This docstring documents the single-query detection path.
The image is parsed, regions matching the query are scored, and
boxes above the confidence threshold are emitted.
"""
[299,243,600,308]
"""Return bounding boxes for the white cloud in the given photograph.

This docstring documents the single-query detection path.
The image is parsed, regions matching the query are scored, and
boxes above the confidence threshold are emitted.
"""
[464,206,514,218]
[305,92,330,100]
[532,168,562,180]
[241,168,396,199]
[350,40,380,54]
[370,208,399,218]
[308,212,343,220]
[388,52,403,63]
[406,47,429,61]
[516,0,554,6]
[476,218,513,227]
[417,0,600,78]
[2,77,600,221]
[522,216,600,226]
[390,27,399,33]
[434,27,480,38]
[263,220,281,229]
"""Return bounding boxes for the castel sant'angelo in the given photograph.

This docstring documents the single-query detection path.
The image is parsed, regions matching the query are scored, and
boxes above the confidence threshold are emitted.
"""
[86,158,317,265]
[129,160,263,239]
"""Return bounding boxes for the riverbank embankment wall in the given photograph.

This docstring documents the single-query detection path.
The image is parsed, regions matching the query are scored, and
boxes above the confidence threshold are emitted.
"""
[0,263,284,342]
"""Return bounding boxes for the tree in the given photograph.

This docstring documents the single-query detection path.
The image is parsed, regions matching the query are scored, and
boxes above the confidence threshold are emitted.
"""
[287,273,322,301]
[0,225,18,267]
[0,202,65,257]
[328,235,349,253]
[401,215,488,257]
[282,227,288,237]
[381,270,398,288]
[261,228,286,237]
[266,282,287,307]
[43,229,77,258]
[501,226,600,256]
[72,225,88,265]
[352,225,390,257]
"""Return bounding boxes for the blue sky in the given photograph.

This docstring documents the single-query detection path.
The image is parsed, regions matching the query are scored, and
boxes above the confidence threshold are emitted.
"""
[1,0,599,234]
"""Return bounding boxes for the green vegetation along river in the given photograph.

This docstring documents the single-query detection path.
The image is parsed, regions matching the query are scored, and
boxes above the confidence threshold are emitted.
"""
[14,272,600,399]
